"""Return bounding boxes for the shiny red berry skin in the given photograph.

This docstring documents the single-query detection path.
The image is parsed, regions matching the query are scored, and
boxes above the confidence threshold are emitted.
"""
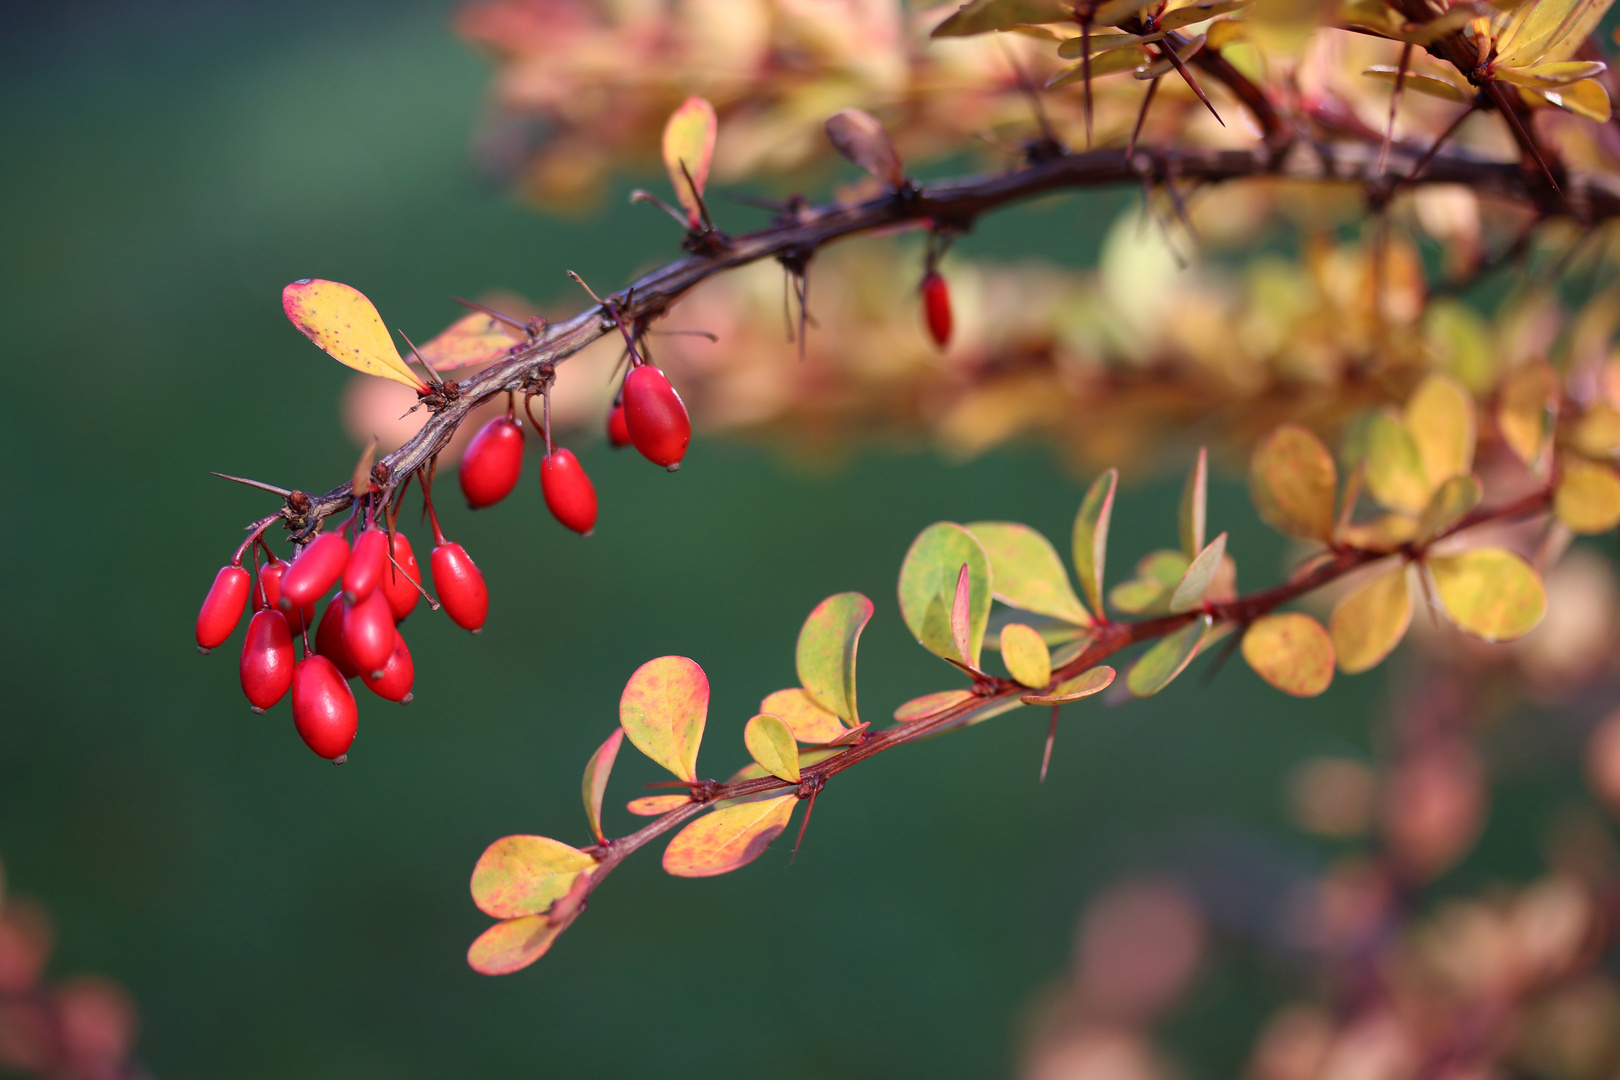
[342,588,396,678]
[921,271,952,349]
[255,561,314,637]
[378,532,421,622]
[197,565,250,652]
[280,533,349,614]
[431,541,489,631]
[540,448,598,535]
[606,404,631,448]
[292,655,358,761]
[316,597,359,679]
[622,366,691,469]
[343,528,389,603]
[360,630,414,703]
[459,416,525,509]
[239,610,294,712]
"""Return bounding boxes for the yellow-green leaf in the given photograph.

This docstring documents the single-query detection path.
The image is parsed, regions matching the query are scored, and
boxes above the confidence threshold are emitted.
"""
[663,97,717,227]
[1362,67,1474,103]
[470,836,596,918]
[894,689,975,722]
[1250,424,1337,541]
[1365,409,1431,514]
[1109,577,1169,614]
[795,592,872,723]
[1496,0,1616,68]
[932,0,1072,35]
[1094,0,1157,25]
[1180,446,1209,558]
[619,656,708,782]
[467,915,564,975]
[1134,32,1204,79]
[1494,59,1606,87]
[1405,373,1476,485]
[1415,475,1482,544]
[1046,46,1149,85]
[1427,548,1547,641]
[1556,459,1620,533]
[899,522,992,669]
[1241,613,1334,697]
[759,688,846,743]
[1498,360,1559,468]
[663,794,797,878]
[1073,469,1118,615]
[1158,0,1247,30]
[581,728,623,846]
[743,714,800,783]
[1056,30,1163,58]
[967,522,1090,625]
[1022,665,1116,704]
[1170,532,1227,613]
[627,795,692,816]
[1330,564,1413,673]
[1000,623,1053,687]
[281,279,427,391]
[1128,615,1211,697]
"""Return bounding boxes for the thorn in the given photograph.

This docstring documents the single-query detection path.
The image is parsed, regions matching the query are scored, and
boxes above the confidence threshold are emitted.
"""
[397,329,445,387]
[1198,624,1244,686]
[649,328,719,342]
[629,189,695,229]
[1128,76,1161,159]
[567,270,610,309]
[1486,80,1558,193]
[1378,41,1412,176]
[451,296,530,333]
[211,472,294,498]
[1163,40,1224,127]
[1040,705,1059,782]
[792,783,821,862]
[679,158,715,231]
[1399,104,1477,189]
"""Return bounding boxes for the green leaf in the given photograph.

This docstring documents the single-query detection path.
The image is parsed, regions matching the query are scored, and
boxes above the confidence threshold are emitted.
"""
[932,0,1073,36]
[619,656,708,782]
[1415,475,1482,544]
[966,522,1090,625]
[1022,664,1116,703]
[1109,577,1170,614]
[899,522,992,669]
[1000,623,1053,687]
[795,592,873,723]
[1427,548,1547,641]
[894,689,975,721]
[1365,409,1431,514]
[1073,469,1119,615]
[1241,613,1334,697]
[759,688,846,743]
[1169,532,1227,613]
[1330,564,1413,673]
[1180,446,1209,558]
[1127,616,1212,697]
[470,836,596,919]
[1249,424,1337,542]
[467,915,565,975]
[1555,459,1620,533]
[1140,549,1191,586]
[662,795,798,878]
[743,714,801,783]
[580,728,623,846]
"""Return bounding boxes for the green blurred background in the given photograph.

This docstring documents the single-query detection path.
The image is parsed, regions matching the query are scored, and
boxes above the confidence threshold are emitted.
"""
[0,3,1546,1077]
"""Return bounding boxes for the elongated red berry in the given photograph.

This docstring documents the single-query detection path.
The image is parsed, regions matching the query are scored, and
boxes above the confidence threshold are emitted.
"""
[197,566,250,653]
[280,533,349,614]
[256,561,314,637]
[540,448,598,535]
[431,540,488,632]
[292,655,358,761]
[239,610,294,712]
[316,597,359,679]
[343,528,389,603]
[342,588,396,678]
[360,630,414,703]
[606,404,631,448]
[379,532,421,622]
[921,271,952,349]
[459,416,525,509]
[622,365,691,469]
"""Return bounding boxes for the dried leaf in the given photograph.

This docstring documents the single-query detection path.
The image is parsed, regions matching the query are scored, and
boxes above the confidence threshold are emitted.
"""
[1427,548,1547,641]
[1170,532,1228,613]
[743,714,800,783]
[470,835,596,918]
[619,656,708,782]
[1498,361,1559,468]
[581,728,623,845]
[1330,564,1413,673]
[663,97,717,227]
[282,279,426,391]
[1241,613,1334,697]
[1250,425,1337,541]
[796,592,873,723]
[899,522,992,669]
[663,794,797,877]
[1128,615,1211,697]
[468,915,564,975]
[1181,447,1209,558]
[1073,470,1118,615]
[1405,373,1476,485]
[894,689,975,722]
[824,109,905,189]
[1555,459,1620,533]
[627,795,692,816]
[760,688,846,743]
[1022,664,1116,703]
[1001,623,1053,687]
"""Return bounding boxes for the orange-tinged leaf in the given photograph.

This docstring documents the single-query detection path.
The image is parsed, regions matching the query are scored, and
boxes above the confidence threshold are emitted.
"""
[1000,623,1053,687]
[899,523,991,669]
[760,688,846,743]
[663,97,717,228]
[1405,373,1476,485]
[1556,459,1620,533]
[627,795,692,816]
[1241,613,1334,696]
[1427,548,1547,641]
[1022,664,1116,703]
[1170,532,1227,613]
[467,915,563,975]
[1416,475,1483,544]
[824,109,905,188]
[795,592,872,723]
[894,689,975,722]
[1365,410,1431,513]
[663,794,797,878]
[470,836,596,918]
[282,279,426,391]
[1180,447,1209,558]
[417,311,522,371]
[1073,469,1118,615]
[619,656,708,782]
[1498,361,1559,468]
[743,714,800,783]
[1128,616,1211,697]
[967,522,1090,625]
[1331,564,1413,673]
[1250,425,1337,541]
[1575,405,1620,456]
[581,728,623,845]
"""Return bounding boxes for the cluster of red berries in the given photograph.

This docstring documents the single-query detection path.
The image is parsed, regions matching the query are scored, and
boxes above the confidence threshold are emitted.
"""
[196,362,692,762]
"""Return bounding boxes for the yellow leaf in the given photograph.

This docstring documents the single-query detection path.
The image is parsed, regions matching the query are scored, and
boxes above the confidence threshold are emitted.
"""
[467,915,564,975]
[1494,59,1607,87]
[1415,475,1483,544]
[1330,564,1413,673]
[662,97,717,227]
[1339,513,1419,549]
[1241,613,1335,696]
[743,714,800,783]
[1495,0,1616,68]
[1362,67,1474,103]
[759,688,846,744]
[627,795,692,816]
[662,794,797,878]
[894,689,974,722]
[1158,0,1248,30]
[1001,623,1053,687]
[1555,460,1620,533]
[470,836,596,918]
[1405,373,1476,485]
[1250,424,1338,541]
[1497,360,1559,467]
[1022,664,1116,703]
[281,279,427,391]
[1575,405,1620,456]
[619,656,708,782]
[1531,77,1612,120]
[1427,548,1547,641]
[1365,410,1431,514]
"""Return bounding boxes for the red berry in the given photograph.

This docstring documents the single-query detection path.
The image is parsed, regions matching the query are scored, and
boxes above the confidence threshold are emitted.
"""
[606,404,631,448]
[431,540,489,632]
[292,655,358,761]
[921,271,952,349]
[459,416,525,509]
[239,610,294,712]
[316,597,359,679]
[196,565,250,652]
[342,588,396,679]
[379,532,422,623]
[360,630,414,703]
[622,366,691,469]
[343,528,389,603]
[280,533,349,614]
[540,448,598,535]
[257,561,314,637]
